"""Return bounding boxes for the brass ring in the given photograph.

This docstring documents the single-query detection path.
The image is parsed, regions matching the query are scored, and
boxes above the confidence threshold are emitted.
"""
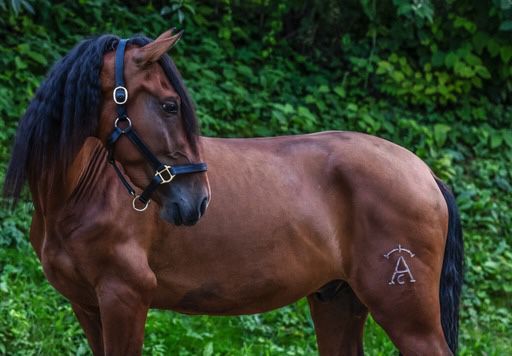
[114,117,132,132]
[132,195,150,212]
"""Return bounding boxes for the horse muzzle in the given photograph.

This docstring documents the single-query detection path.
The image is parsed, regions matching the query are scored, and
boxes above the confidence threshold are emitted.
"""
[161,193,209,226]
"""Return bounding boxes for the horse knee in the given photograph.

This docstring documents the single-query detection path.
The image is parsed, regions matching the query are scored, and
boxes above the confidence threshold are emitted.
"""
[97,269,157,309]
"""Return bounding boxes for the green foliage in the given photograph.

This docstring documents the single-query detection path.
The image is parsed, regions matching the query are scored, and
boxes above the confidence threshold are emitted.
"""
[0,0,33,15]
[1,0,511,354]
[0,249,91,355]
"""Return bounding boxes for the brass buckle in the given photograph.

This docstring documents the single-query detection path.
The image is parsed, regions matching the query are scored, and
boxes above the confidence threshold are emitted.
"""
[155,165,175,184]
[113,86,128,104]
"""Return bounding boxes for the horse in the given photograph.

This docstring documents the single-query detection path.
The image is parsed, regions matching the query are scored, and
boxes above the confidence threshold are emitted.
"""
[3,29,463,355]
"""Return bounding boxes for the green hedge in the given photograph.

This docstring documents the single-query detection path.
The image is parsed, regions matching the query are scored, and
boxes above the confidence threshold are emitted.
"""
[1,1,511,354]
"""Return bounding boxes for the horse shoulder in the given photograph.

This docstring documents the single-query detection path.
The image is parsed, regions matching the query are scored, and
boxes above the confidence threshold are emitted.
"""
[37,136,143,303]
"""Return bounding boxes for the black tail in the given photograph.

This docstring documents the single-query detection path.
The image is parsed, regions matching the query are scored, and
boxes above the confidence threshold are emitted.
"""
[435,178,464,354]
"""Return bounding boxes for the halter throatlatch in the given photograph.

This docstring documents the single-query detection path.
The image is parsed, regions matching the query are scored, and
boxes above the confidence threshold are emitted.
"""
[106,38,207,212]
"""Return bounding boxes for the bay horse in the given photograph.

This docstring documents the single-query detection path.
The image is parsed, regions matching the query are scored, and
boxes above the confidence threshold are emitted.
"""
[3,30,463,355]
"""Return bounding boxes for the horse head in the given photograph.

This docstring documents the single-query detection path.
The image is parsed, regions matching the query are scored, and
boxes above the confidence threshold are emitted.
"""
[97,30,210,226]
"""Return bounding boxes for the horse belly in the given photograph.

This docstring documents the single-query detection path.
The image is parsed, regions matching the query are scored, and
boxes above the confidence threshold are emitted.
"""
[150,220,341,315]
[152,266,328,316]
[155,278,313,315]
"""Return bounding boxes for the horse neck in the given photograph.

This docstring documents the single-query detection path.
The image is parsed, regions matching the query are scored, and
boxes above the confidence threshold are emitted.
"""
[30,137,110,214]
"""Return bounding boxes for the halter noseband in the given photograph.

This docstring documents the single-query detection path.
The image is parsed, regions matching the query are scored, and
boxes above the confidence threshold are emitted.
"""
[106,39,207,212]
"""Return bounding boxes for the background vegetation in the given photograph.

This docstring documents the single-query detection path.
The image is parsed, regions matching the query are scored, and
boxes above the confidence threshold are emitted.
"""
[1,0,511,354]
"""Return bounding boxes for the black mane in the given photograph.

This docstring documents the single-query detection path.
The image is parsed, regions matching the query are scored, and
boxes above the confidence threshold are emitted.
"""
[2,34,199,205]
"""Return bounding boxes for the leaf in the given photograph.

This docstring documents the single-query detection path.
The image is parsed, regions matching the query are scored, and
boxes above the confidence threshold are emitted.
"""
[499,20,512,31]
[333,86,346,98]
[453,16,476,33]
[434,123,451,146]
[391,70,405,81]
[202,342,213,356]
[475,66,491,79]
[500,46,512,63]
[472,32,488,53]
[177,9,184,24]
[304,94,315,104]
[503,131,512,148]
[471,76,482,88]
[444,52,458,68]
[490,132,503,148]
[377,60,392,74]
[236,65,253,78]
[160,5,171,15]
[360,113,379,131]
[11,0,20,14]
[465,53,482,66]
[454,61,474,78]
[487,40,500,57]
[14,56,27,70]
[183,3,196,15]
[26,51,47,65]
[346,103,358,112]
[431,51,444,67]
[318,85,329,93]
[297,106,316,122]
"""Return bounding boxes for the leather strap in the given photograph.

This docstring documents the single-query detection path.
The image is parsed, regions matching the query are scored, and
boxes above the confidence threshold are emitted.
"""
[115,39,127,89]
[114,39,128,118]
[138,176,162,204]
[171,163,208,175]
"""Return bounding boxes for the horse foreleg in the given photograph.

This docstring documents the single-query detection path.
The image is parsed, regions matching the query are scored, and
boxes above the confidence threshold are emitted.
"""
[72,303,104,355]
[96,276,155,356]
[308,281,368,356]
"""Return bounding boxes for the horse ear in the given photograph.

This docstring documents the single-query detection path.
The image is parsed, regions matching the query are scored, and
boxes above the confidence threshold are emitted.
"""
[133,29,183,67]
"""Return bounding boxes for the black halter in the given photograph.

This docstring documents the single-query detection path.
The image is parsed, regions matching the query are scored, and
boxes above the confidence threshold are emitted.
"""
[106,39,207,212]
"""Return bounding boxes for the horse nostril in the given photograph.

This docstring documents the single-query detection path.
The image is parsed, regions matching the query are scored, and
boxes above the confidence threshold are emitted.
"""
[199,197,208,217]
[172,202,183,225]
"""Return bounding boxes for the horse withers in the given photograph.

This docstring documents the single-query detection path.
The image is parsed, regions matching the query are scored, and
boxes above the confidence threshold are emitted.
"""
[3,30,463,355]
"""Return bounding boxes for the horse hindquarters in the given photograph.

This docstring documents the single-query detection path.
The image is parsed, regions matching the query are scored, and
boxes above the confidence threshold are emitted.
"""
[338,175,461,355]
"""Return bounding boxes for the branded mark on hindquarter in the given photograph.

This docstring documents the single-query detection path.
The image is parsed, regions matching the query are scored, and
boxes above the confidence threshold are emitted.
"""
[384,244,416,285]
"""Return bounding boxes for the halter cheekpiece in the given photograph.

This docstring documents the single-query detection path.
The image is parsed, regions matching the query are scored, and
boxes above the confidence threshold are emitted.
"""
[106,39,207,212]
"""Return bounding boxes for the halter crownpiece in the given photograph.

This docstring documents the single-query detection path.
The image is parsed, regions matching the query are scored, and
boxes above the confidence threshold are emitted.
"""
[106,38,207,212]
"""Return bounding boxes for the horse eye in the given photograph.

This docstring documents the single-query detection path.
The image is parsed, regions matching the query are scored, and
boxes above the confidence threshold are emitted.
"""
[162,102,178,114]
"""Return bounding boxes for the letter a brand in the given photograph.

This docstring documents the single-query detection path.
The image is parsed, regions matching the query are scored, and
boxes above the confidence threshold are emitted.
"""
[383,244,416,286]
